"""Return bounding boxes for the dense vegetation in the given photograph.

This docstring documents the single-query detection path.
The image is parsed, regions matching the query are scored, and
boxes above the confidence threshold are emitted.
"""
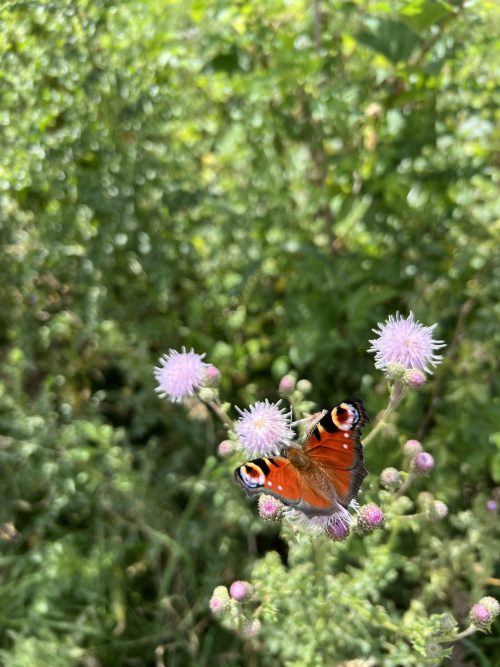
[0,1,498,665]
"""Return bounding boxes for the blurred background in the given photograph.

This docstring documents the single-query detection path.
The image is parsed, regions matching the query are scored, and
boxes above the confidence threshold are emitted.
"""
[0,0,498,665]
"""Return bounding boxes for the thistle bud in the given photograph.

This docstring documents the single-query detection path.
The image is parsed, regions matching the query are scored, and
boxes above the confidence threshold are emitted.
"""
[229,580,253,602]
[385,363,406,381]
[258,494,284,521]
[217,440,235,458]
[327,520,350,542]
[204,364,221,386]
[358,504,385,533]
[380,467,401,490]
[209,586,231,615]
[479,596,500,618]
[403,368,426,388]
[296,379,312,394]
[278,374,296,395]
[404,439,423,457]
[427,500,448,520]
[412,451,434,475]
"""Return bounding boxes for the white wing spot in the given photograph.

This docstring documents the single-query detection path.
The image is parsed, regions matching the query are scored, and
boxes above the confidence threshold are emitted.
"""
[343,444,348,449]
[278,485,282,491]
[267,481,272,487]
[344,433,349,438]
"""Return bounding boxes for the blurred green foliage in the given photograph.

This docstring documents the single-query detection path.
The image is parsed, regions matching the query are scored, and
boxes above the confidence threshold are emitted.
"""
[0,0,499,665]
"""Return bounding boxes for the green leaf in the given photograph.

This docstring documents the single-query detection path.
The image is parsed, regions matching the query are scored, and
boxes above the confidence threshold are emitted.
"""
[400,0,454,34]
[356,18,420,63]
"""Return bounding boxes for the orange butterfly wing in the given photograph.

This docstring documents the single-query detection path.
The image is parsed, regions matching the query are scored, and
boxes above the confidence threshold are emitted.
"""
[305,400,368,506]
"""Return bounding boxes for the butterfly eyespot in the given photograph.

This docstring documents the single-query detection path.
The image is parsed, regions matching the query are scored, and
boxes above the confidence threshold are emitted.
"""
[332,403,359,431]
[239,464,265,488]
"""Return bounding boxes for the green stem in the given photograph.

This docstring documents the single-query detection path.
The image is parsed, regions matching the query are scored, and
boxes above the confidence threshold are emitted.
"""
[362,381,407,447]
[439,624,478,643]
[394,471,416,499]
[201,397,234,431]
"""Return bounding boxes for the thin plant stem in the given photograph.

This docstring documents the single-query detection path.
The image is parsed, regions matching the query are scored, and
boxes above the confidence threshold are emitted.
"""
[199,397,234,431]
[394,471,416,499]
[362,381,407,447]
[439,624,478,643]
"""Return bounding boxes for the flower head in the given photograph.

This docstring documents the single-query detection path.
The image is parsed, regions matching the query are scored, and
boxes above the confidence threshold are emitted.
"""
[217,440,235,458]
[368,311,445,374]
[486,499,498,512]
[235,399,293,458]
[412,451,435,475]
[470,603,493,629]
[403,368,426,388]
[154,347,208,403]
[278,374,296,395]
[204,364,221,386]
[209,585,231,615]
[404,439,423,457]
[286,503,354,536]
[258,494,285,521]
[380,467,401,490]
[358,504,385,533]
[479,596,500,617]
[427,500,448,520]
[327,518,351,542]
[229,580,253,602]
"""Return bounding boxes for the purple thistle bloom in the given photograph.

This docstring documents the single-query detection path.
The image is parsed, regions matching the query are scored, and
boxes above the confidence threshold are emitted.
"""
[358,504,385,532]
[368,311,445,374]
[229,580,253,602]
[154,347,208,403]
[412,451,435,474]
[486,499,498,512]
[327,518,351,542]
[258,494,284,521]
[217,440,235,458]
[404,368,426,388]
[470,603,492,628]
[404,439,423,457]
[204,364,221,386]
[235,399,293,458]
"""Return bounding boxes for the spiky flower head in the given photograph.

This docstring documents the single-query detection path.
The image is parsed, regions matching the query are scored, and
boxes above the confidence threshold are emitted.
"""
[286,504,354,536]
[403,368,426,388]
[154,347,208,403]
[278,374,296,395]
[235,399,293,458]
[217,440,235,458]
[229,580,253,602]
[358,504,385,533]
[479,596,500,617]
[412,451,435,475]
[380,467,401,490]
[209,585,231,615]
[258,494,284,521]
[470,603,493,629]
[368,311,446,374]
[327,518,351,542]
[404,439,423,457]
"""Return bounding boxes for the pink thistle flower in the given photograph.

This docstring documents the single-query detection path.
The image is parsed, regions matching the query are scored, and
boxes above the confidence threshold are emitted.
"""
[470,603,492,629]
[258,494,284,521]
[204,364,221,386]
[479,596,500,617]
[403,368,426,388]
[358,504,385,532]
[217,440,235,458]
[209,586,231,615]
[235,399,293,458]
[486,499,498,512]
[404,439,423,457]
[229,580,253,602]
[327,518,351,542]
[368,311,446,374]
[278,374,296,395]
[154,347,208,403]
[412,451,435,474]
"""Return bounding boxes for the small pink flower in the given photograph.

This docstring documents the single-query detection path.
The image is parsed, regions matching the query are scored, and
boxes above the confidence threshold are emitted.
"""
[278,374,296,395]
[404,368,426,388]
[204,364,221,386]
[154,347,208,403]
[479,596,500,617]
[404,439,423,457]
[229,580,253,602]
[209,586,230,615]
[470,603,492,628]
[217,440,235,458]
[235,399,293,458]
[486,499,498,512]
[428,500,448,520]
[327,518,350,542]
[358,504,385,532]
[412,451,434,474]
[258,494,284,521]
[380,467,401,490]
[368,311,446,374]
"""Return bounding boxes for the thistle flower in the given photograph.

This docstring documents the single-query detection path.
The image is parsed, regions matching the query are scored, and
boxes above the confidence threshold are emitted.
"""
[479,596,500,617]
[470,603,493,629]
[278,374,296,395]
[412,451,435,474]
[209,586,231,615]
[229,580,253,602]
[286,504,354,536]
[368,311,445,374]
[403,368,426,388]
[258,494,284,521]
[486,499,498,512]
[380,467,401,490]
[358,504,385,533]
[404,439,423,457]
[154,347,208,403]
[327,518,351,542]
[204,364,221,386]
[217,440,235,458]
[427,500,448,520]
[235,399,293,458]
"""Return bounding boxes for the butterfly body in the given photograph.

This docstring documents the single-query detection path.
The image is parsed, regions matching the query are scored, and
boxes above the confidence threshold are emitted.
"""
[234,400,368,516]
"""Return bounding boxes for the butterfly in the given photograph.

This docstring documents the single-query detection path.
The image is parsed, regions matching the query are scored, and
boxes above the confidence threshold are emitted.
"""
[234,400,368,516]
